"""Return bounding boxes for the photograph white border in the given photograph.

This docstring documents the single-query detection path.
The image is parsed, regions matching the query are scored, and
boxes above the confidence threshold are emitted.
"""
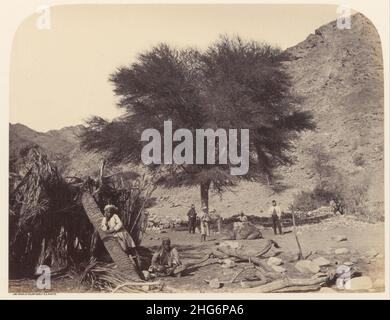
[1,0,388,300]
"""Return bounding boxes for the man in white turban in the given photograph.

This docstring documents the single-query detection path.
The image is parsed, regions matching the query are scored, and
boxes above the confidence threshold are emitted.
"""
[101,204,136,253]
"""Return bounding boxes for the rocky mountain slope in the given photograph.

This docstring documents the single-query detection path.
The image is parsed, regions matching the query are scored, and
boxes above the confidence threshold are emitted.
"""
[9,13,384,218]
[282,12,383,209]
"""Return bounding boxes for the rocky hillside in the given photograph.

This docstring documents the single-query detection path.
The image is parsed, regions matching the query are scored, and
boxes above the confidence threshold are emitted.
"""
[10,123,80,172]
[282,12,383,208]
[9,13,384,218]
[9,123,105,176]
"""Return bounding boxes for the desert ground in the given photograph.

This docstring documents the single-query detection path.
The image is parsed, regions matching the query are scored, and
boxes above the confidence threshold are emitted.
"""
[9,214,385,294]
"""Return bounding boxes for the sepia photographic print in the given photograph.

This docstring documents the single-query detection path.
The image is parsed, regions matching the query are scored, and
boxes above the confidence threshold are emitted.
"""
[2,0,389,299]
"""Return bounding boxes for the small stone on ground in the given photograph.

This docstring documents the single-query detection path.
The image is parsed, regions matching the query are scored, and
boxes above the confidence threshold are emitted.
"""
[295,260,321,274]
[345,276,373,291]
[335,248,350,255]
[267,257,283,266]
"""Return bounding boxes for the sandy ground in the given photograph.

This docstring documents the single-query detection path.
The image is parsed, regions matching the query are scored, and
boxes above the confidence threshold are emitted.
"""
[9,215,385,295]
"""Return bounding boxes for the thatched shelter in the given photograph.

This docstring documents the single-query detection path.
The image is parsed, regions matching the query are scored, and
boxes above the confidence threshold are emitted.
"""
[9,146,155,281]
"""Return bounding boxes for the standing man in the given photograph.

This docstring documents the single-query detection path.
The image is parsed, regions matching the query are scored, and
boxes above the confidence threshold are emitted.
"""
[187,204,197,234]
[238,211,248,222]
[269,200,283,235]
[199,206,211,242]
[210,208,222,233]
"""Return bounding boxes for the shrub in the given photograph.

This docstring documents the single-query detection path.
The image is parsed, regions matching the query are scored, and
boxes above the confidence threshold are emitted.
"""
[293,191,319,212]
[293,171,380,220]
[352,153,365,166]
[293,185,339,212]
[341,173,370,216]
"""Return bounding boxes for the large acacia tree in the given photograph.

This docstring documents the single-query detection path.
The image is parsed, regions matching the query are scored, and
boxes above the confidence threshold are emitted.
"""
[80,36,315,211]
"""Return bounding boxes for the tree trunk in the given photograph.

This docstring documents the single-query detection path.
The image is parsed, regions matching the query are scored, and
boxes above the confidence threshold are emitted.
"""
[81,192,140,281]
[200,180,211,212]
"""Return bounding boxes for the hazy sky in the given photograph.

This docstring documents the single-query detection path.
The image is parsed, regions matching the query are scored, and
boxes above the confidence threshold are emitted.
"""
[10,4,340,132]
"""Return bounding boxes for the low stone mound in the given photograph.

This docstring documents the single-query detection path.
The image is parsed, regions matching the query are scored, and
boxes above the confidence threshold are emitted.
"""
[232,222,262,240]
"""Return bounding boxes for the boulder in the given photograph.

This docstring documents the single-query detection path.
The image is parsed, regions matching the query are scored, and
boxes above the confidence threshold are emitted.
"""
[209,278,221,289]
[141,285,151,291]
[373,278,385,289]
[365,249,378,258]
[335,248,350,255]
[271,265,286,273]
[361,257,371,264]
[295,260,321,274]
[345,276,373,291]
[350,257,359,263]
[142,270,151,281]
[343,261,354,266]
[233,222,262,240]
[323,248,334,255]
[267,257,283,266]
[335,235,348,242]
[221,259,235,269]
[287,253,301,263]
[312,257,331,267]
[219,241,241,249]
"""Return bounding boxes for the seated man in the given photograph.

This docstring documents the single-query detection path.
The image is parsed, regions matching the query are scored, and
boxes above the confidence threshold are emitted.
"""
[238,211,248,222]
[149,237,181,276]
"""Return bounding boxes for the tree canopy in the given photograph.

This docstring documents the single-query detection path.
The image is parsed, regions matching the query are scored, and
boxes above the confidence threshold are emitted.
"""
[80,36,315,209]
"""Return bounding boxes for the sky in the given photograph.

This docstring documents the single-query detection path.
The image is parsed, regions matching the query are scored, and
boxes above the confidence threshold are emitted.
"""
[10,4,340,132]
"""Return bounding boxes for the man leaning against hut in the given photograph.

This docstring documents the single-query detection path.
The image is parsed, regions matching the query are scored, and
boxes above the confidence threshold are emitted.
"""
[100,204,137,255]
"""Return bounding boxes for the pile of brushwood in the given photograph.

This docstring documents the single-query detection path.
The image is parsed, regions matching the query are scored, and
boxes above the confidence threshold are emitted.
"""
[9,146,156,288]
[207,240,333,293]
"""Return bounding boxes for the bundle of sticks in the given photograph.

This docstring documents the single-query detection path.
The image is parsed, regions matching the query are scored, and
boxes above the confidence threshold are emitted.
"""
[209,240,329,293]
[79,259,163,293]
